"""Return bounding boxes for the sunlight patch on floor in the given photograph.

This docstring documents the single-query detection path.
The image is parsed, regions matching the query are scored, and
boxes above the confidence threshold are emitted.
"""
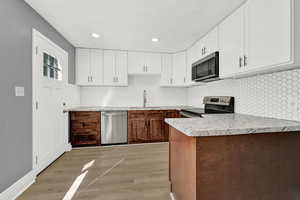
[62,170,88,200]
[81,160,95,172]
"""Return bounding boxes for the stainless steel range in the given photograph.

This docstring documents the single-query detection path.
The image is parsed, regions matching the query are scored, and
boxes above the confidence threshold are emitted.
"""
[180,96,234,118]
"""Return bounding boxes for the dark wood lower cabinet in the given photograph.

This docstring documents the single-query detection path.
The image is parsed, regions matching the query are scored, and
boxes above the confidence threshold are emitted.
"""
[128,111,148,144]
[169,127,300,200]
[148,111,165,142]
[70,111,101,147]
[70,110,180,146]
[128,110,180,144]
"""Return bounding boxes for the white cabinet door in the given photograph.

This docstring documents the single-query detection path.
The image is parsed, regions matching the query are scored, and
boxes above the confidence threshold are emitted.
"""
[172,52,187,86]
[90,49,104,85]
[219,5,245,78]
[76,48,90,85]
[115,51,128,86]
[186,48,194,85]
[203,27,219,56]
[160,54,173,86]
[193,39,204,62]
[244,0,292,71]
[103,50,116,85]
[145,53,161,74]
[128,52,145,74]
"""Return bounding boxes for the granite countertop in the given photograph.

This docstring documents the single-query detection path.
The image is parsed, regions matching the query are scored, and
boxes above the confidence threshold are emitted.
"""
[66,106,196,112]
[165,114,300,137]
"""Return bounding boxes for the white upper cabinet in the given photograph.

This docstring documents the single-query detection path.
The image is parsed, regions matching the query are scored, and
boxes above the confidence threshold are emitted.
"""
[172,52,187,86]
[76,48,104,86]
[201,27,219,57]
[145,53,162,74]
[115,51,128,86]
[160,52,187,87]
[219,0,296,78]
[103,50,128,86]
[76,48,90,85]
[160,54,173,86]
[244,0,292,71]
[219,5,245,78]
[90,49,104,85]
[128,52,161,75]
[128,52,145,74]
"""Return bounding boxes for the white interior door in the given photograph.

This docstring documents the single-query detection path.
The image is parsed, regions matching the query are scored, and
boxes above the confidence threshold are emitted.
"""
[33,30,68,174]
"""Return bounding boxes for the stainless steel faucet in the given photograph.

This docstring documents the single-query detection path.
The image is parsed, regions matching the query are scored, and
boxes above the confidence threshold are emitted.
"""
[143,90,147,107]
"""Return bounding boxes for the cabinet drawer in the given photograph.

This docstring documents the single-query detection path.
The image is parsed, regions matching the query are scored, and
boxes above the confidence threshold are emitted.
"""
[70,111,101,146]
[71,111,100,121]
[128,111,146,119]
[146,110,164,118]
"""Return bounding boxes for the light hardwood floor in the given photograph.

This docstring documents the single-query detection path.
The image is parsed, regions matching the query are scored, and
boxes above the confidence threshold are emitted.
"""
[18,143,170,200]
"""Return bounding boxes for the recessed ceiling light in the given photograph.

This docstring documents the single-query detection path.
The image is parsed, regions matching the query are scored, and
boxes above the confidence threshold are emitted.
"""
[91,33,100,38]
[152,38,159,42]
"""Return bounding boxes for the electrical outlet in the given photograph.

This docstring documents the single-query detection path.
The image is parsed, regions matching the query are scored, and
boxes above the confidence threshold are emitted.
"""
[15,86,25,97]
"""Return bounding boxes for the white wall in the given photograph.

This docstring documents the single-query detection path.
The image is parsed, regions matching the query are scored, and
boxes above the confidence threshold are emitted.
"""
[188,68,300,121]
[80,76,187,107]
[65,84,81,108]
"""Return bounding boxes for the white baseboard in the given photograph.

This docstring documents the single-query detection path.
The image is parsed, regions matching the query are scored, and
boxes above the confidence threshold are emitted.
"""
[170,192,176,200]
[66,143,72,152]
[0,171,36,200]
[35,143,67,175]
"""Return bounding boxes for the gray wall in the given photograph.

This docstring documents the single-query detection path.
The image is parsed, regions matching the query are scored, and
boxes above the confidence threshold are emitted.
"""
[0,0,75,193]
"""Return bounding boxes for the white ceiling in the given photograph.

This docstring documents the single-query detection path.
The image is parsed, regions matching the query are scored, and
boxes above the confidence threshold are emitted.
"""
[25,0,245,53]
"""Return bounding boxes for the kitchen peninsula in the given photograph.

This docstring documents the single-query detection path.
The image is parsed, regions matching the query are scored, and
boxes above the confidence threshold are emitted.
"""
[166,114,300,200]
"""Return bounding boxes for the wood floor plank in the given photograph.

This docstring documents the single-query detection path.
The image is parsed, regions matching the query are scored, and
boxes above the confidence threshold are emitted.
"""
[18,143,170,200]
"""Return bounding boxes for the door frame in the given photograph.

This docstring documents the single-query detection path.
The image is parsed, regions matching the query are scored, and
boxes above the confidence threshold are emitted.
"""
[32,29,69,174]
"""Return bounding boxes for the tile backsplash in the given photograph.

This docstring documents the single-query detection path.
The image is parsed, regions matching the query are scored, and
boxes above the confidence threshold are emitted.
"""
[188,68,300,121]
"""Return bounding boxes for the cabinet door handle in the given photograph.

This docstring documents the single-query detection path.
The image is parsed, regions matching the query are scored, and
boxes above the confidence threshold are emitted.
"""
[116,77,119,83]
[239,56,243,68]
[90,76,93,82]
[244,55,247,67]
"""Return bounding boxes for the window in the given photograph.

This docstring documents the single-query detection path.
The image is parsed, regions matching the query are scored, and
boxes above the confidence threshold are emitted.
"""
[43,53,62,81]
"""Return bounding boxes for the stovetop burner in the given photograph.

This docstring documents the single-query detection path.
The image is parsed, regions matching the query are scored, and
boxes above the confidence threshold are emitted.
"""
[181,96,234,117]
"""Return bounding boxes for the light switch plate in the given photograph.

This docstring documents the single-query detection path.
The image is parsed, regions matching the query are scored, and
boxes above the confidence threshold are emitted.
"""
[15,86,25,97]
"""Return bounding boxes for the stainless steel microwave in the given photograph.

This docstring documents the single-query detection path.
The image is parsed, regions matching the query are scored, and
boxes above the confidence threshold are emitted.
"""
[192,52,219,82]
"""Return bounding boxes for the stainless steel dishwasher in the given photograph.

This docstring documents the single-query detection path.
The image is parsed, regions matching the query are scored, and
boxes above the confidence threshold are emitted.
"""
[101,111,128,145]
